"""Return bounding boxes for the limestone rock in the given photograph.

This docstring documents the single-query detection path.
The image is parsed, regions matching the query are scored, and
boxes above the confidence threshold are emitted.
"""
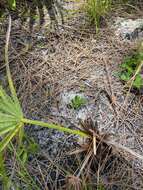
[114,17,143,40]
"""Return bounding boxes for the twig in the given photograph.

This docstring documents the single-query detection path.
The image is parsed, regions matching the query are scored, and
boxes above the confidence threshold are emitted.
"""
[103,57,118,116]
[108,140,143,161]
[98,133,143,162]
[5,14,17,98]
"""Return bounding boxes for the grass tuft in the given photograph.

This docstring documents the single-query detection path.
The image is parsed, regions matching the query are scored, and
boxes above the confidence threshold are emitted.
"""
[85,0,112,31]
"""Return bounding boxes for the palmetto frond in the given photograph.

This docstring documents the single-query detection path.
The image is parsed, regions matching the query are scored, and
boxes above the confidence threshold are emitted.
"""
[0,0,64,30]
[0,86,23,151]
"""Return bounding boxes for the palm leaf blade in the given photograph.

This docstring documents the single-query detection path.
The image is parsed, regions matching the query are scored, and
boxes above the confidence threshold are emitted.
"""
[0,86,22,117]
[0,123,23,152]
[0,124,17,136]
[0,112,16,119]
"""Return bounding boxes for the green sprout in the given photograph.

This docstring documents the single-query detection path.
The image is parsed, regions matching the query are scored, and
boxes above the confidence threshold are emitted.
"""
[70,95,87,110]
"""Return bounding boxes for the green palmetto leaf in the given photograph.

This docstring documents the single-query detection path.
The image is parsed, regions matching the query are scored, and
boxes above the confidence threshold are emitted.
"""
[0,123,23,152]
[0,85,23,150]
[0,124,17,136]
[0,86,23,117]
[0,87,22,117]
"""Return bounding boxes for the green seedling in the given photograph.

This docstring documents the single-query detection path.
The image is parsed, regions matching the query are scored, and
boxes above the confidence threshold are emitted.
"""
[119,51,143,90]
[70,95,87,110]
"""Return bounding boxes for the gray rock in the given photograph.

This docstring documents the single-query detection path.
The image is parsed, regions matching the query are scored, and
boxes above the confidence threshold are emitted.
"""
[114,17,143,40]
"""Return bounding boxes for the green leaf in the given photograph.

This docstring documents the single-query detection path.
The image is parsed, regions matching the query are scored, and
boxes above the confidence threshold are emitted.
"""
[0,153,11,189]
[0,86,22,118]
[121,63,134,73]
[0,123,23,153]
[8,0,16,10]
[0,86,24,151]
[21,151,28,164]
[133,74,143,89]
[138,52,143,60]
[0,121,17,128]
[0,124,17,136]
[113,72,120,77]
[120,72,131,81]
[0,112,16,120]
[70,95,87,109]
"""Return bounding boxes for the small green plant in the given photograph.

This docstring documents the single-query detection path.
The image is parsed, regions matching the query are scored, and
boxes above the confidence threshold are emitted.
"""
[70,95,87,110]
[0,137,40,189]
[85,0,112,31]
[119,51,143,90]
[97,184,105,190]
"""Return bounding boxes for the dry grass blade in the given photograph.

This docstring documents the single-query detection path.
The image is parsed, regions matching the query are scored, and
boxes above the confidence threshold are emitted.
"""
[66,175,82,190]
[108,140,143,161]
